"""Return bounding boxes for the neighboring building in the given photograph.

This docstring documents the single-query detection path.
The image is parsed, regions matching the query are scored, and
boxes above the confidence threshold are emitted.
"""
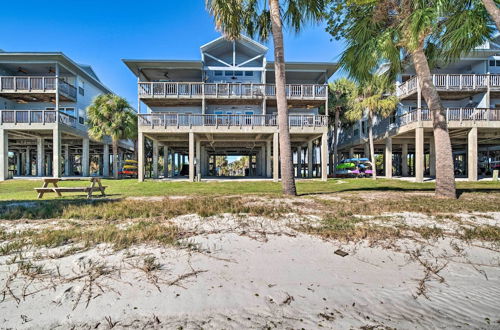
[0,52,134,180]
[124,35,336,181]
[337,39,500,181]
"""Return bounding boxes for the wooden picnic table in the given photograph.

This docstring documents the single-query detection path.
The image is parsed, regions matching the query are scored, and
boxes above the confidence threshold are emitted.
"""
[35,178,107,199]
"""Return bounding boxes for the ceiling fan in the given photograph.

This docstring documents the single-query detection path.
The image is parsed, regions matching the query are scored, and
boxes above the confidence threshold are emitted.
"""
[17,67,28,74]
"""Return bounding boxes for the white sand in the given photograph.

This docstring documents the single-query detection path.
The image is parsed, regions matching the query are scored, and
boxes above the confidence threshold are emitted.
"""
[1,213,499,329]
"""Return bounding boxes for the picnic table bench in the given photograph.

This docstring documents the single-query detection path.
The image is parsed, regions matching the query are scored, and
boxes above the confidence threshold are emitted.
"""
[35,178,107,199]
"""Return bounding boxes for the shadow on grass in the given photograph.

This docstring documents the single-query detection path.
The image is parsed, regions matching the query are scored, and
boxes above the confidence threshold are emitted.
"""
[298,186,500,197]
[0,198,122,220]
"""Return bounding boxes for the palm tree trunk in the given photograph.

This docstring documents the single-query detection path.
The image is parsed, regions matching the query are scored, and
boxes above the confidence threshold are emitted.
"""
[368,111,377,180]
[412,43,456,199]
[332,108,340,177]
[482,0,500,32]
[269,0,296,196]
[112,140,119,179]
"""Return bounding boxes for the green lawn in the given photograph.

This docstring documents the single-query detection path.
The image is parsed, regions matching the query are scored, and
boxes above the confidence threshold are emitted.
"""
[0,178,499,201]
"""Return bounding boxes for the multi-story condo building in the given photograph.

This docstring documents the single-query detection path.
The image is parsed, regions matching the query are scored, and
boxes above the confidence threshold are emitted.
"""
[338,40,500,181]
[124,35,336,181]
[0,51,134,181]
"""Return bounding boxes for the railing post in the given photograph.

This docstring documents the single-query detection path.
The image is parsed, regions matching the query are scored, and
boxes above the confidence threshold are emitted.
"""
[446,108,449,123]
[460,107,463,123]
[14,77,17,92]
[446,75,449,90]
[473,75,476,90]
[459,74,462,89]
[486,108,490,121]
[164,114,167,129]
[177,114,180,128]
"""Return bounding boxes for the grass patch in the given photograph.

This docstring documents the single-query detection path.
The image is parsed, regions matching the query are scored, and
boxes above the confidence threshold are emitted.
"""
[0,197,288,220]
[316,193,500,216]
[297,215,402,242]
[1,221,181,256]
[460,225,500,244]
[1,178,499,201]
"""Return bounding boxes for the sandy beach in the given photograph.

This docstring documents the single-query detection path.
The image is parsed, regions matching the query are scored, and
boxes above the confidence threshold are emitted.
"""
[1,194,499,329]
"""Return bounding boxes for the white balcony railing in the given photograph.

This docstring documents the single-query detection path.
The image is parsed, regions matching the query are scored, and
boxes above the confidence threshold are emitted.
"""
[138,113,328,128]
[0,110,85,131]
[339,107,500,146]
[396,74,500,98]
[0,76,77,99]
[138,82,327,100]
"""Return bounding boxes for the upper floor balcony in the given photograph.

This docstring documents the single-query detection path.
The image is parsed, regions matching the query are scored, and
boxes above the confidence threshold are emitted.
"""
[396,74,500,99]
[138,113,328,132]
[138,82,327,102]
[0,76,77,102]
[339,107,500,147]
[0,109,86,132]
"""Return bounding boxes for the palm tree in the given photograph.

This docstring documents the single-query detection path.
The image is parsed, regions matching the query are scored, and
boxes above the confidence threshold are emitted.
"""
[86,94,137,179]
[344,75,398,180]
[327,0,492,198]
[481,0,500,31]
[328,78,357,176]
[206,0,325,196]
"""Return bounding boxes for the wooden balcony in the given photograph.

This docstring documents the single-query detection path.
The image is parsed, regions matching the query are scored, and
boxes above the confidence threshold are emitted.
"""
[0,109,86,131]
[396,74,500,99]
[138,82,327,102]
[138,113,328,130]
[339,107,500,147]
[0,76,77,101]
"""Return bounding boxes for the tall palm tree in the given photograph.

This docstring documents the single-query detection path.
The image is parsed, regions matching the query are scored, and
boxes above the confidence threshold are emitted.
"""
[86,94,137,179]
[481,0,500,31]
[327,0,492,198]
[328,78,357,176]
[206,0,325,196]
[344,75,398,180]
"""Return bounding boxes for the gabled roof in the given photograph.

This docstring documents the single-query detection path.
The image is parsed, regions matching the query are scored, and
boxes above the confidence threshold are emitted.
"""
[200,34,268,53]
[0,52,111,93]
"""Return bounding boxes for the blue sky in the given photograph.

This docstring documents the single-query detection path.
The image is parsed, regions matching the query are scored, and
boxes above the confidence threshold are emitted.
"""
[0,0,344,108]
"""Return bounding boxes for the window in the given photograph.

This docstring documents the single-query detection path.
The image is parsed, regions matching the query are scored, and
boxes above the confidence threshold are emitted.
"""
[225,71,233,76]
[245,111,254,115]
[234,71,243,76]
[214,71,223,76]
[490,60,496,67]
[245,71,254,77]
[78,80,85,96]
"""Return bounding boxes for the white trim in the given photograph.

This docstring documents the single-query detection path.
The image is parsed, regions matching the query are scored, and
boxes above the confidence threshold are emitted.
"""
[204,53,232,67]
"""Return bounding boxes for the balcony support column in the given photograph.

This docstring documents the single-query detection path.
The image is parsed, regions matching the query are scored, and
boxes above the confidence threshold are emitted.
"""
[308,140,314,178]
[273,132,279,181]
[468,127,478,182]
[103,144,109,177]
[138,132,144,182]
[429,137,436,177]
[297,146,302,178]
[64,145,70,176]
[415,127,424,183]
[163,146,169,178]
[152,139,159,179]
[321,132,328,181]
[37,138,45,177]
[349,148,354,159]
[266,139,272,178]
[0,129,8,181]
[25,147,31,176]
[196,136,201,180]
[189,132,195,182]
[82,138,90,177]
[16,151,22,176]
[53,128,61,178]
[402,143,409,177]
[385,137,392,178]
